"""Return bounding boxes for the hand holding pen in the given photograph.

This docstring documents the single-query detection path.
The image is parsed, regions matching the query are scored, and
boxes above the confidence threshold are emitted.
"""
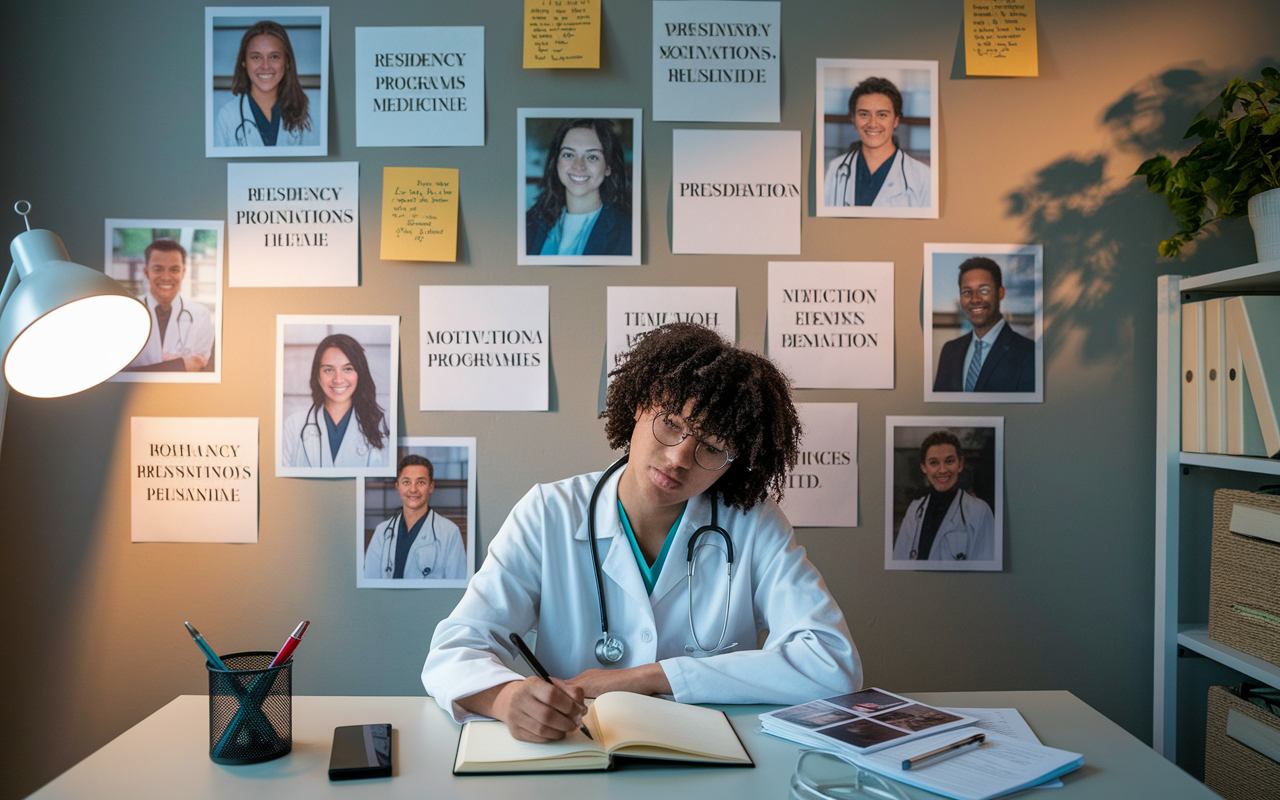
[509,632,593,741]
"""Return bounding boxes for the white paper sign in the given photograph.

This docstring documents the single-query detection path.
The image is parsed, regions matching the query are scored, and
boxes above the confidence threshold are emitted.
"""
[779,403,858,528]
[420,285,549,411]
[227,161,360,287]
[131,417,259,543]
[652,1,780,122]
[767,261,895,389]
[605,286,737,375]
[355,27,484,147]
[672,129,800,254]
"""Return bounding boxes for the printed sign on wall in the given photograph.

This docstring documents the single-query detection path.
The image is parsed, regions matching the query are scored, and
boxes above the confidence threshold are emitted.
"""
[652,1,780,122]
[779,403,858,528]
[672,129,800,254]
[131,417,259,543]
[767,262,895,389]
[420,285,550,411]
[227,161,360,287]
[355,26,485,147]
[605,286,737,376]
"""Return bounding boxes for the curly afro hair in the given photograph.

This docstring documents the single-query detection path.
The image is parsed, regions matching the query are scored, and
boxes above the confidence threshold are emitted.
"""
[601,323,801,511]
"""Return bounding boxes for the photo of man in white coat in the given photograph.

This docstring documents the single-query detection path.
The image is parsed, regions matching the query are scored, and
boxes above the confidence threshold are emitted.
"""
[124,238,215,372]
[892,430,994,563]
[364,455,466,581]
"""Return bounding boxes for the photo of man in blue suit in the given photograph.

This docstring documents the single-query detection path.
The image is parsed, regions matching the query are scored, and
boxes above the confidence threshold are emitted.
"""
[932,257,1034,393]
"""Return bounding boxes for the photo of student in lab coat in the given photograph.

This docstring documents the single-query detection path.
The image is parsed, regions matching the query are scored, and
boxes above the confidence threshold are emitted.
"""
[276,316,399,479]
[357,439,476,589]
[815,59,938,219]
[884,418,1002,571]
[105,220,223,384]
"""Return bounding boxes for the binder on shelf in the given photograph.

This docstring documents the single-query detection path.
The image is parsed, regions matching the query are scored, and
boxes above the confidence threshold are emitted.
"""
[1205,299,1226,453]
[1182,301,1206,453]
[1225,296,1280,458]
[1225,301,1269,457]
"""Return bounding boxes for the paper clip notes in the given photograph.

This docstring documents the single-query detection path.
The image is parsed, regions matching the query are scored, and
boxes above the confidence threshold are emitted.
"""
[380,167,459,262]
[524,0,600,69]
[964,0,1038,77]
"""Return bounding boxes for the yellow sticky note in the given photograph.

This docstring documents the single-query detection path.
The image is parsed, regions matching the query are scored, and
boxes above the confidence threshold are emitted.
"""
[524,0,600,69]
[380,167,459,262]
[965,0,1038,77]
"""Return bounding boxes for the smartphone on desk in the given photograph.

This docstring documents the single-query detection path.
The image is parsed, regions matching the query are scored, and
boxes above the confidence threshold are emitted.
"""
[328,723,393,780]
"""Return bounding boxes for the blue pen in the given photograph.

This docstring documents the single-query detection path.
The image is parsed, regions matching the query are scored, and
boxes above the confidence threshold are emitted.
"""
[184,622,230,670]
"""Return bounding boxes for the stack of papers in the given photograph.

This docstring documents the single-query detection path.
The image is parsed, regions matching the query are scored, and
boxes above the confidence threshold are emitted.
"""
[759,688,977,755]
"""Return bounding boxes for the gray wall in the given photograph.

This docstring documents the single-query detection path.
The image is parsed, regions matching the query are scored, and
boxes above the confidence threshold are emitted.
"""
[1,0,1275,795]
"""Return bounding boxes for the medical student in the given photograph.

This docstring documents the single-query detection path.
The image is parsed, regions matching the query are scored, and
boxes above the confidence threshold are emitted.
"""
[892,431,994,562]
[124,238,214,372]
[213,20,318,148]
[364,455,466,581]
[822,76,931,208]
[280,334,389,469]
[525,118,632,257]
[422,323,861,743]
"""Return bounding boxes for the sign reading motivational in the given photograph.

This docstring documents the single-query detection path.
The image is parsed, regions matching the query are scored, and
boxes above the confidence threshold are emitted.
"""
[672,129,800,254]
[652,0,780,122]
[355,27,485,147]
[419,285,550,411]
[227,161,359,287]
[524,0,600,69]
[767,262,895,389]
[381,167,459,262]
[965,0,1038,76]
[131,417,258,543]
[779,403,858,528]
[605,286,737,375]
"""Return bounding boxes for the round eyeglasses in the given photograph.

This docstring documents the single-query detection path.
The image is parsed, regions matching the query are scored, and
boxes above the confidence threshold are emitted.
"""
[652,413,736,471]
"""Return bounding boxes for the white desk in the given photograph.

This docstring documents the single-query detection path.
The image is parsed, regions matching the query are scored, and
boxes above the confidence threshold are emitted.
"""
[30,691,1219,799]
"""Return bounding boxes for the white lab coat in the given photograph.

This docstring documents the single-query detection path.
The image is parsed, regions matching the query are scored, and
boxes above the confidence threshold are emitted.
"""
[127,294,215,369]
[823,147,931,208]
[364,509,466,580]
[213,94,319,147]
[280,408,388,469]
[892,490,995,562]
[422,467,862,722]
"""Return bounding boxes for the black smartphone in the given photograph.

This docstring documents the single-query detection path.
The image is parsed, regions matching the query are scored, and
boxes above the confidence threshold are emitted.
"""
[328,723,393,780]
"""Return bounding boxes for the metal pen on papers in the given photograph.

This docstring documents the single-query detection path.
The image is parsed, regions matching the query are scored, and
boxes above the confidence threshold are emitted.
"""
[902,732,986,770]
[509,632,593,740]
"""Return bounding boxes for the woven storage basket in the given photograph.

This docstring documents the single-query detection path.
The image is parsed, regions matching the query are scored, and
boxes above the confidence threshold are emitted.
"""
[1204,685,1280,800]
[1208,489,1280,668]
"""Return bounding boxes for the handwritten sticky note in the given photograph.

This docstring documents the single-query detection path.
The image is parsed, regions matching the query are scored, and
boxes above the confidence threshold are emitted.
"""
[524,0,600,69]
[965,0,1038,77]
[380,167,459,262]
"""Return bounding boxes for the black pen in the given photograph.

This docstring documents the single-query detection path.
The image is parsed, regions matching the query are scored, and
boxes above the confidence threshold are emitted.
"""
[508,632,593,740]
[902,732,986,770]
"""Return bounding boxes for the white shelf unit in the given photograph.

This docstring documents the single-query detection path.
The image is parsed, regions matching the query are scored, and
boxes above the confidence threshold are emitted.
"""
[1154,263,1280,762]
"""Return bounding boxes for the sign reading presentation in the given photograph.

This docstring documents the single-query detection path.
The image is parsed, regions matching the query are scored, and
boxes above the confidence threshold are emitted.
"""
[227,161,359,287]
[420,285,550,411]
[131,417,258,543]
[964,0,1038,77]
[381,167,459,262]
[767,262,895,389]
[524,0,600,69]
[605,286,737,374]
[672,129,800,254]
[779,403,858,528]
[652,1,780,122]
[355,26,484,147]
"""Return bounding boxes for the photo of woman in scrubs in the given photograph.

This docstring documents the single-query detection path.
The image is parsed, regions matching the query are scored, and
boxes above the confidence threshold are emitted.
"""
[281,334,388,468]
[525,118,632,257]
[214,20,318,147]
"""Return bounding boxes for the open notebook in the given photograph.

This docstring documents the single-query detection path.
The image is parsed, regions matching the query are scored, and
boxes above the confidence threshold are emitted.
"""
[453,692,754,774]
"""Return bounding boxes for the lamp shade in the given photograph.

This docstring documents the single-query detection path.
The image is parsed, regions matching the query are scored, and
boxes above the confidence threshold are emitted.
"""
[0,230,151,398]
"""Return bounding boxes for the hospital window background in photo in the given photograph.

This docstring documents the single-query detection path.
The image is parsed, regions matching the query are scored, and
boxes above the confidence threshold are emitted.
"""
[821,66,932,168]
[889,425,997,544]
[210,15,323,117]
[362,446,471,555]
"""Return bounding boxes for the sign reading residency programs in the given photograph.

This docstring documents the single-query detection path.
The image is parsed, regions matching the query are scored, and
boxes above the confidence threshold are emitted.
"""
[767,262,895,389]
[605,286,737,375]
[419,286,550,411]
[652,1,780,122]
[672,129,800,254]
[779,403,858,528]
[227,161,360,287]
[355,27,484,147]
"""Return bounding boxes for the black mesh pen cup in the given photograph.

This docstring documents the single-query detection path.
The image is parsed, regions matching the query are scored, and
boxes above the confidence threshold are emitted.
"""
[207,651,292,765]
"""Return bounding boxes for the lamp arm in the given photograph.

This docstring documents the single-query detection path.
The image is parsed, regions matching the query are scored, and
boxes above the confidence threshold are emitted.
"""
[0,266,16,454]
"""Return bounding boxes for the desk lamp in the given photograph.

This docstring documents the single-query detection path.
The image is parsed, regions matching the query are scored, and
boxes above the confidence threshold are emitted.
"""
[0,201,152,447]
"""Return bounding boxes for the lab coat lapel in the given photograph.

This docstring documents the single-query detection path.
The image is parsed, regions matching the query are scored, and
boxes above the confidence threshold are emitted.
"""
[593,466,653,610]
[649,492,708,605]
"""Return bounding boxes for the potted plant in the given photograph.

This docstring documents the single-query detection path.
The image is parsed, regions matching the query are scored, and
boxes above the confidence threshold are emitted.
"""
[1136,67,1280,260]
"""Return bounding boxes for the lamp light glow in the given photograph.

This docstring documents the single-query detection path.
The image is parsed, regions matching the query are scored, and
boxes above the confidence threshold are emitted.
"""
[4,295,152,397]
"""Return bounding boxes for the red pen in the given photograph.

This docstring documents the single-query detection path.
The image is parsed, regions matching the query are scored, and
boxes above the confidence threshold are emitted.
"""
[268,621,310,668]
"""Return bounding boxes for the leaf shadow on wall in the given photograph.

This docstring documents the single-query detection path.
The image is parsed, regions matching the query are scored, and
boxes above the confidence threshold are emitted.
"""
[1006,60,1277,366]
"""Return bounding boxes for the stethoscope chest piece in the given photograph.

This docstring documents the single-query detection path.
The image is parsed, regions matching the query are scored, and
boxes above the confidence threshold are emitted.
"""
[595,634,625,664]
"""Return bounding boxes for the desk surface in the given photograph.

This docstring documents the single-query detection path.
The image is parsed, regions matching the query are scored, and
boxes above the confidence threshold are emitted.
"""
[30,691,1218,799]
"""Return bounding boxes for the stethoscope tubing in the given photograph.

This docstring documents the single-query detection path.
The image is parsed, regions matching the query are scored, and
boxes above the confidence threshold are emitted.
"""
[905,490,968,556]
[382,509,439,578]
[834,145,909,206]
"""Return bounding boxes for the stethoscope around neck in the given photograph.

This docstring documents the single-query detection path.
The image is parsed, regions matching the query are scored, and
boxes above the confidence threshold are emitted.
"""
[905,489,969,560]
[382,509,438,578]
[149,295,194,354]
[587,454,736,665]
[833,143,909,205]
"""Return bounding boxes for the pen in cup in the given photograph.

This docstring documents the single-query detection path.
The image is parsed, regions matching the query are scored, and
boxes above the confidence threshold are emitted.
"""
[902,732,986,770]
[508,632,594,740]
